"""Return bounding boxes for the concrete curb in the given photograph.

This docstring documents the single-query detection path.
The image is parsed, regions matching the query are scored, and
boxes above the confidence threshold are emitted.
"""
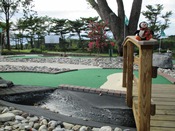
[58,84,126,97]
[158,71,175,84]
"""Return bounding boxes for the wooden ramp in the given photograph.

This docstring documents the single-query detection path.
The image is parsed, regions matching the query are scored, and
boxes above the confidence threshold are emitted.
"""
[133,84,175,131]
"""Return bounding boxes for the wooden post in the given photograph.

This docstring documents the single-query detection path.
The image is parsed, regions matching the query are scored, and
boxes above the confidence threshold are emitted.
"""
[137,45,153,131]
[122,45,127,87]
[126,42,134,107]
[122,36,157,131]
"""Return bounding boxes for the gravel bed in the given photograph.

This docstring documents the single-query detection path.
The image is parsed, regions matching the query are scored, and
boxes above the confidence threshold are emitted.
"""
[0,56,174,79]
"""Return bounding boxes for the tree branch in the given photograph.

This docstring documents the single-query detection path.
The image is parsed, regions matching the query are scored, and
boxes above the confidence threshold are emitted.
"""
[129,0,142,34]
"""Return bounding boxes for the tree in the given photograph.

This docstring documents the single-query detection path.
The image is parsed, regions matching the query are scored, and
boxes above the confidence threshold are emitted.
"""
[86,0,142,56]
[142,4,172,38]
[0,0,34,50]
[13,19,26,50]
[0,21,6,49]
[50,18,69,54]
[88,20,108,54]
[67,19,86,50]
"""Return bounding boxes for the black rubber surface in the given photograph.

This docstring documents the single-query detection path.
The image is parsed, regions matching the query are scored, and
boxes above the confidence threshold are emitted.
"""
[0,88,136,130]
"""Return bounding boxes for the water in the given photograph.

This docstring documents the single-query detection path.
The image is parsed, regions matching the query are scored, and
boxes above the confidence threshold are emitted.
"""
[1,89,136,128]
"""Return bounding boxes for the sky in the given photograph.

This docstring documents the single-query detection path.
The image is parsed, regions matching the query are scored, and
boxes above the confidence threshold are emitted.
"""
[30,0,175,36]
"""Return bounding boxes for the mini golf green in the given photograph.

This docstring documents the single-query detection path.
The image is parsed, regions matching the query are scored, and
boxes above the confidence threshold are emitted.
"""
[0,69,172,88]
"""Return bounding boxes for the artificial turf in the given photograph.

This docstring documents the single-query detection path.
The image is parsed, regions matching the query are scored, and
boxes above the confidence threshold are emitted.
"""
[0,69,172,88]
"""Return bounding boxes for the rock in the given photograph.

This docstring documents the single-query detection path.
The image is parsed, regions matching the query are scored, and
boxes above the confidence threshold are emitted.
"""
[72,125,81,131]
[92,127,100,131]
[15,115,25,121]
[10,110,23,115]
[2,107,9,113]
[4,125,12,130]
[25,125,32,130]
[114,127,122,131]
[53,127,65,131]
[99,126,112,131]
[40,118,48,125]
[0,112,15,122]
[0,106,6,112]
[38,125,48,131]
[28,116,39,122]
[21,112,29,118]
[79,126,90,131]
[48,120,58,128]
[33,123,40,129]
[153,53,173,69]
[28,121,34,127]
[63,122,74,129]
[31,128,38,131]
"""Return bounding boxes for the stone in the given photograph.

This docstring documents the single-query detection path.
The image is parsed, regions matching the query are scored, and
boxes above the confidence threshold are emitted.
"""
[53,127,65,131]
[114,127,122,131]
[153,53,173,69]
[79,126,90,131]
[15,115,25,121]
[28,116,39,122]
[28,121,34,127]
[63,122,74,129]
[4,125,12,130]
[72,125,81,131]
[0,112,15,122]
[2,107,9,113]
[25,125,32,130]
[10,110,23,115]
[33,123,40,129]
[31,128,38,131]
[38,125,48,131]
[48,120,58,128]
[92,128,100,131]
[99,126,112,131]
[40,118,48,125]
[0,106,6,112]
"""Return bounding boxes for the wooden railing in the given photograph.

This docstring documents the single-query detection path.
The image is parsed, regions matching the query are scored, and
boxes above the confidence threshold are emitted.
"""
[122,36,157,131]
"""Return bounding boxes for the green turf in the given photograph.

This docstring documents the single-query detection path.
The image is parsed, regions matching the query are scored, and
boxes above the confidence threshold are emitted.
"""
[133,71,172,84]
[0,69,172,88]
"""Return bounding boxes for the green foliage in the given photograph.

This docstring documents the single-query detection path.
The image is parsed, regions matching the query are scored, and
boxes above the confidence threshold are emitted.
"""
[142,4,172,38]
[30,48,45,54]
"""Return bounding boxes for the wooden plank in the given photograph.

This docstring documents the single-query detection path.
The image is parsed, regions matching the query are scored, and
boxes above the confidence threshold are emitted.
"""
[137,45,153,131]
[155,109,175,115]
[132,98,156,116]
[122,45,127,87]
[152,84,175,89]
[151,120,175,128]
[151,127,175,131]
[153,105,175,110]
[152,94,175,98]
[153,101,175,106]
[132,100,139,130]
[126,42,134,107]
[132,79,175,130]
[151,114,175,121]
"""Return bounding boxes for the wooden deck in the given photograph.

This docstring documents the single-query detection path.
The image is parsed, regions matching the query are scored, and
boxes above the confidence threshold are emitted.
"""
[133,84,175,131]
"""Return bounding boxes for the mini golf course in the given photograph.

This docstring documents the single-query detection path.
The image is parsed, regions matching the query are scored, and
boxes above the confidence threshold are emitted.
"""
[0,68,172,88]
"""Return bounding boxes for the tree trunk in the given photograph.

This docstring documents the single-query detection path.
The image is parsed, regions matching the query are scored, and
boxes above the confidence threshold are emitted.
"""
[87,0,142,56]
[6,15,11,50]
